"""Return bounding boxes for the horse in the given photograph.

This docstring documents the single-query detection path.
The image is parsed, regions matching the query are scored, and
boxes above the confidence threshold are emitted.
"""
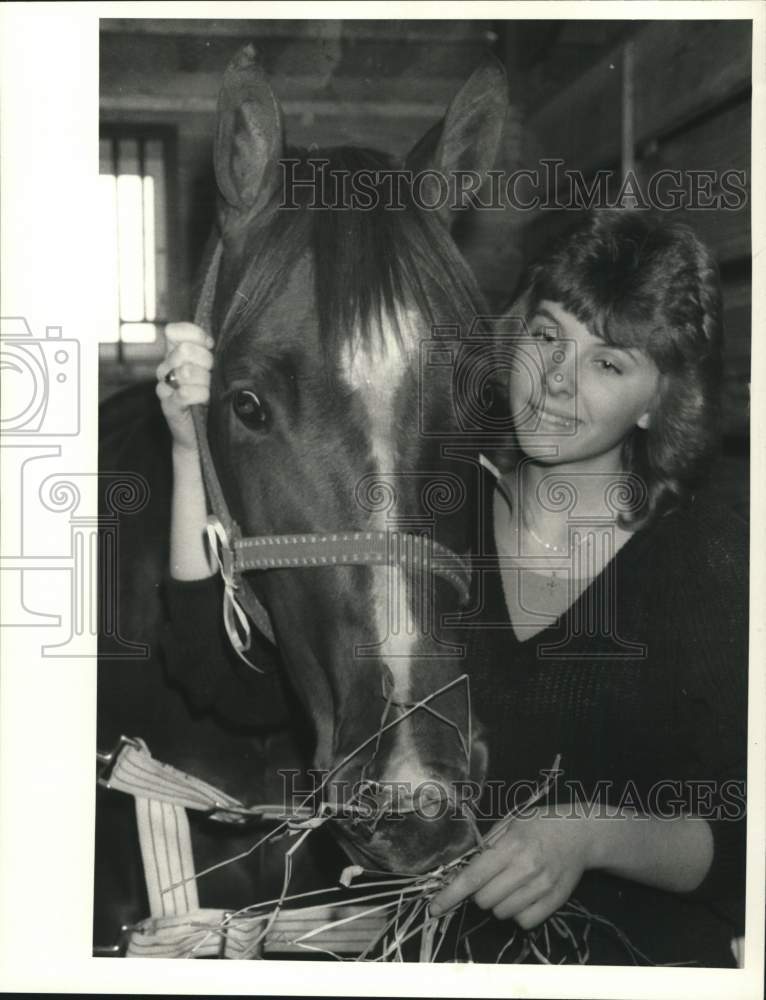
[95,44,509,954]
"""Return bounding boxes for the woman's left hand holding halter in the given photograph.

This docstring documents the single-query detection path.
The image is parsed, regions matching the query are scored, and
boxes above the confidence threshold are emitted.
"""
[156,322,215,454]
[156,321,217,580]
[430,810,594,928]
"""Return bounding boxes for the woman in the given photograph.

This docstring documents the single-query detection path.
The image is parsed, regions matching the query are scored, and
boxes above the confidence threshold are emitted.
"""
[156,210,747,965]
[428,210,748,965]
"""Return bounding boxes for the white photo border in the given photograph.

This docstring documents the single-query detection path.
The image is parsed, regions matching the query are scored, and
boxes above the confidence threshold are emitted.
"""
[0,2,763,997]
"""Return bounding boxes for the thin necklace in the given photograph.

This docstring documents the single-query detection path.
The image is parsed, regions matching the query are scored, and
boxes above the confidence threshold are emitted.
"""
[521,507,584,555]
[495,492,575,593]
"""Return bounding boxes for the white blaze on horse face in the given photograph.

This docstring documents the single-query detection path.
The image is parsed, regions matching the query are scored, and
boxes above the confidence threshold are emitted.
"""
[341,309,433,790]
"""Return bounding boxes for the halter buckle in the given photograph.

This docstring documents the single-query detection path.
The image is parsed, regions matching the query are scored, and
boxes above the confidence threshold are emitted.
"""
[96,734,141,787]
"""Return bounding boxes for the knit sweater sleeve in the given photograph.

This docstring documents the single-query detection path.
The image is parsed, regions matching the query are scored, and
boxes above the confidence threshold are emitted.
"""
[663,499,748,921]
[160,572,292,728]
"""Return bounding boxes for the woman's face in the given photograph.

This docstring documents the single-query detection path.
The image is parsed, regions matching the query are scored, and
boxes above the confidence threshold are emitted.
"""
[509,300,660,472]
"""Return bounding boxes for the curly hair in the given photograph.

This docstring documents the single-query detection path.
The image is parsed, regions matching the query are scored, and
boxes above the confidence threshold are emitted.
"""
[512,210,724,526]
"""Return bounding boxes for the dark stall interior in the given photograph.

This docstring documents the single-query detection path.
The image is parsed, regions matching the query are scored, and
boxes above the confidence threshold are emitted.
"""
[99,17,751,514]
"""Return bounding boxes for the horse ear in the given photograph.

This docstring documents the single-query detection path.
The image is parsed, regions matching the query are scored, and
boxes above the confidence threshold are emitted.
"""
[214,44,284,226]
[406,54,508,225]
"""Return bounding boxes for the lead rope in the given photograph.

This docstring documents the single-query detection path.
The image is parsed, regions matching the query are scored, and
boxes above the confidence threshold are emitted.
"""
[190,240,277,666]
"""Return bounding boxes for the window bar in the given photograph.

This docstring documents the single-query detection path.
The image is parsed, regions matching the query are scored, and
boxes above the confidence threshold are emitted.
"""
[111,135,123,366]
[138,136,147,326]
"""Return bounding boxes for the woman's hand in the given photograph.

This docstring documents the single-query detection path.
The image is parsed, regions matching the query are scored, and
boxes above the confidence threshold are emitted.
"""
[156,322,215,453]
[430,810,594,929]
[156,322,217,579]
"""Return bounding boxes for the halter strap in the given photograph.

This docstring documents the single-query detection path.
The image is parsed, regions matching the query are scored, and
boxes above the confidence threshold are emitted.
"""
[189,240,472,666]
[223,526,468,596]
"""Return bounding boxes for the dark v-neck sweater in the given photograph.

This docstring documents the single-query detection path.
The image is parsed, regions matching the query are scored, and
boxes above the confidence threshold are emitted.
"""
[161,471,748,966]
[456,467,748,965]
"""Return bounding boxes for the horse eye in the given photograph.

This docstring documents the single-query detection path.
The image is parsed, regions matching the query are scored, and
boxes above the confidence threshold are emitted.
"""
[232,389,270,431]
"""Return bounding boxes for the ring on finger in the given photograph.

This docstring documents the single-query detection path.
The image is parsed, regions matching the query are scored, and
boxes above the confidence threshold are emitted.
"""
[164,368,180,390]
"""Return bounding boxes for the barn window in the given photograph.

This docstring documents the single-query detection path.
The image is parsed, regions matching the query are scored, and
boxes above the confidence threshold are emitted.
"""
[98,128,172,361]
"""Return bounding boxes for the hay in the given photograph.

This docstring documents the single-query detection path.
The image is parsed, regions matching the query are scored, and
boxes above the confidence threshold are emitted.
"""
[165,676,666,964]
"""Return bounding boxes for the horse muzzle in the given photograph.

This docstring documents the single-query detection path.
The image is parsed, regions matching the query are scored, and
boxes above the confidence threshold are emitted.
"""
[323,759,485,875]
[330,794,480,876]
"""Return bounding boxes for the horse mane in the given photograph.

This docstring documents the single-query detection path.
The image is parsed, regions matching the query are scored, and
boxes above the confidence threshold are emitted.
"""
[221,146,487,355]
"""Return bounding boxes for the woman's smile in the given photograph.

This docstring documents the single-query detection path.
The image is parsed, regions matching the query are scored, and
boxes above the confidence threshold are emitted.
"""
[530,405,580,432]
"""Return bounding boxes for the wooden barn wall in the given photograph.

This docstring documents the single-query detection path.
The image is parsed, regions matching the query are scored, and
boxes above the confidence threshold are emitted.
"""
[99,19,522,369]
[517,19,752,514]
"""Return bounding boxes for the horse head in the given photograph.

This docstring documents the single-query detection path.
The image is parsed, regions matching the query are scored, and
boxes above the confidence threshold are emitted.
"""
[205,45,508,874]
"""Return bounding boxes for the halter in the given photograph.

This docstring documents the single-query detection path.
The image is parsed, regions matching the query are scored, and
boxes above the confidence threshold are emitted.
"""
[190,242,471,667]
